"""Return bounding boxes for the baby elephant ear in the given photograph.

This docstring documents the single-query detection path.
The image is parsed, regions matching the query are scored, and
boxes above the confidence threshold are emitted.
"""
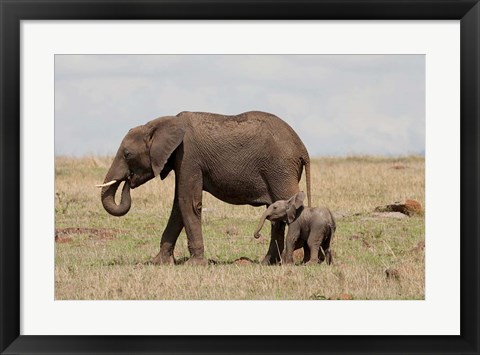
[293,191,306,208]
[286,191,305,224]
[148,117,186,177]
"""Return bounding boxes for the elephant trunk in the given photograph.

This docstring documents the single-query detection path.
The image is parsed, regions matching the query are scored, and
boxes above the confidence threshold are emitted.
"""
[101,180,131,217]
[254,208,271,239]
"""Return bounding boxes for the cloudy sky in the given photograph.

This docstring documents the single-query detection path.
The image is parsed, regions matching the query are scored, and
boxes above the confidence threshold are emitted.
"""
[55,55,425,157]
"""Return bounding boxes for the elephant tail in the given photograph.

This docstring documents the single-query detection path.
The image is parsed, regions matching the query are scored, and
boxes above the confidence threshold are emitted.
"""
[328,209,336,233]
[302,157,312,207]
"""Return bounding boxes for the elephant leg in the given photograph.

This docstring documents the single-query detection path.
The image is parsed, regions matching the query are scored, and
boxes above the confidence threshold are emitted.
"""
[261,221,285,265]
[302,243,311,264]
[305,233,322,265]
[282,230,300,264]
[324,249,333,265]
[321,233,333,265]
[177,173,206,265]
[152,197,183,265]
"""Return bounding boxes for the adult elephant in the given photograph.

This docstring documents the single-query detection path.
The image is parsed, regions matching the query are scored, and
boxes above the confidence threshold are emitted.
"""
[97,111,311,265]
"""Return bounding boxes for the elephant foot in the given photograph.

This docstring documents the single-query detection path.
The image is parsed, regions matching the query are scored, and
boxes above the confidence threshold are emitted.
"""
[325,251,333,265]
[152,252,175,265]
[281,252,294,265]
[261,255,280,265]
[185,256,208,266]
[305,259,320,266]
[260,257,272,265]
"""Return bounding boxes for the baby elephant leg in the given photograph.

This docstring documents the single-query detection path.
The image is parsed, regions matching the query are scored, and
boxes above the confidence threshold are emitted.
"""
[282,229,300,264]
[292,239,310,263]
[321,225,334,265]
[305,232,322,265]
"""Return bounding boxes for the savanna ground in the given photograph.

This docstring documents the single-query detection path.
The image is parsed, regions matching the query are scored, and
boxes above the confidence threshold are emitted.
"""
[55,156,424,300]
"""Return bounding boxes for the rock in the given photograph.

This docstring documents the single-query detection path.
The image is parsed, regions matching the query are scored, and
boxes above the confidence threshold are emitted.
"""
[404,199,423,215]
[293,248,304,262]
[375,199,423,216]
[54,235,72,243]
[385,268,400,280]
[233,257,254,266]
[336,293,354,300]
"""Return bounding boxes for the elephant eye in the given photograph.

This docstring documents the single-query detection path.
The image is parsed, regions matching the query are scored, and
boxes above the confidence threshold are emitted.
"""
[124,150,131,159]
[273,206,277,210]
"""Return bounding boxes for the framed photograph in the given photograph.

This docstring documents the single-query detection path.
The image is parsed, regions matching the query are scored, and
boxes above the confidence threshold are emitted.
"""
[1,0,479,354]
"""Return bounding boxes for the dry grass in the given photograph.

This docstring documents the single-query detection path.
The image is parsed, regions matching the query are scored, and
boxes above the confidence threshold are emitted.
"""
[55,155,424,300]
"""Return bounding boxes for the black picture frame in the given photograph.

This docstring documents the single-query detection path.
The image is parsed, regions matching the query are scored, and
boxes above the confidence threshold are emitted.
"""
[1,1,479,354]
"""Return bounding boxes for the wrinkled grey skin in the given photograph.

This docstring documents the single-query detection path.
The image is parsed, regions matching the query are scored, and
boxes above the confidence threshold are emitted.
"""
[100,111,311,265]
[254,191,335,265]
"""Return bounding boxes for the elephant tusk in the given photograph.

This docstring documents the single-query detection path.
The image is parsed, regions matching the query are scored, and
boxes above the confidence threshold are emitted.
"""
[95,180,117,188]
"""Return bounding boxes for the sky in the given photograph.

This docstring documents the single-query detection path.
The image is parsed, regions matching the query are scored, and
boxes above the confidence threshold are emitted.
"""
[55,55,425,157]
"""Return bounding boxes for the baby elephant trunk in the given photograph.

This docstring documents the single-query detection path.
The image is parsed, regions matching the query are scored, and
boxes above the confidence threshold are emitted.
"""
[253,208,271,239]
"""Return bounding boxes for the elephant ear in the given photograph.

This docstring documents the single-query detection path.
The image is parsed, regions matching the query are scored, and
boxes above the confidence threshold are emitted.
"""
[286,191,305,224]
[147,117,186,177]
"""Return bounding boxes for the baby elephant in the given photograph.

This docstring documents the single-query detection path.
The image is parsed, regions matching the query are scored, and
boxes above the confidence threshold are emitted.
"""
[254,191,335,265]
